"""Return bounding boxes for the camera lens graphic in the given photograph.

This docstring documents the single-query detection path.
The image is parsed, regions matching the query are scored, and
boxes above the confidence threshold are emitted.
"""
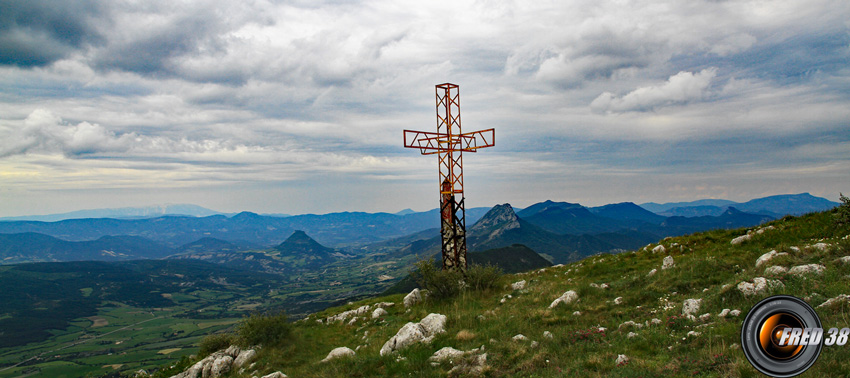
[758,312,803,360]
[742,295,823,378]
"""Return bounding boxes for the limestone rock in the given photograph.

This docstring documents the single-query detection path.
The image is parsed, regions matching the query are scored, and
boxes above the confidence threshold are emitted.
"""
[652,245,666,253]
[662,255,675,270]
[321,347,355,362]
[729,309,741,317]
[811,243,830,251]
[372,308,388,319]
[731,234,752,245]
[420,313,447,336]
[404,288,422,307]
[549,290,578,308]
[260,373,288,378]
[210,355,233,378]
[647,268,657,277]
[543,331,553,339]
[233,349,257,369]
[380,322,427,356]
[836,256,850,265]
[737,277,783,296]
[614,297,624,305]
[380,313,446,355]
[511,280,526,290]
[682,298,702,316]
[764,266,788,275]
[512,334,528,341]
[818,294,850,308]
[429,347,465,363]
[788,264,825,277]
[224,345,241,357]
[755,250,787,268]
[718,309,730,318]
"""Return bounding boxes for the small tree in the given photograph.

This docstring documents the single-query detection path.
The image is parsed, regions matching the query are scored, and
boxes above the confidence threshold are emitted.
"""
[238,311,292,348]
[412,259,463,300]
[411,259,503,300]
[836,193,850,229]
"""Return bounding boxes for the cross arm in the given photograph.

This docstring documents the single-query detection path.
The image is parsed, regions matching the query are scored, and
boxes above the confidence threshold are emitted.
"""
[403,128,495,155]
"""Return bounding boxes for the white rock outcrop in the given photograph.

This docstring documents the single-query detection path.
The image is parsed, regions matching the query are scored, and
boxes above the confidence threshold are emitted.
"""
[429,347,465,363]
[614,297,624,305]
[764,266,788,275]
[210,356,232,378]
[662,256,675,270]
[379,313,446,355]
[647,268,657,277]
[682,298,702,316]
[731,234,752,245]
[404,288,422,307]
[788,264,825,277]
[811,243,830,251]
[372,307,388,319]
[324,302,395,323]
[817,294,850,308]
[169,345,248,378]
[233,349,257,369]
[321,347,355,362]
[652,245,666,253]
[549,290,578,308]
[755,250,787,268]
[836,256,850,265]
[511,280,527,290]
[260,373,288,378]
[512,334,528,341]
[737,277,783,296]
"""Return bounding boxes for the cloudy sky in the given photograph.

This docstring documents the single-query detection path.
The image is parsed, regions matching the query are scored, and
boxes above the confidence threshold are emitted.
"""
[1,0,849,216]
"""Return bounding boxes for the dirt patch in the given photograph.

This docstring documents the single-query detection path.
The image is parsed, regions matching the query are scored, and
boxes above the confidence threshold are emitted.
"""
[87,316,108,328]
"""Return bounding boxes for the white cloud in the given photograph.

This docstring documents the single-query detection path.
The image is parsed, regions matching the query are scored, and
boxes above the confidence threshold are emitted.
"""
[590,68,718,113]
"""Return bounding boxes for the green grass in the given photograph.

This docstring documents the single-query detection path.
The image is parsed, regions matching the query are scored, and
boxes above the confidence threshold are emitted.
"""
[170,210,849,378]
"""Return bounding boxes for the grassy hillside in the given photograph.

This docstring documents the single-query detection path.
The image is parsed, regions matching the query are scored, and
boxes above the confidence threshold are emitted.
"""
[165,209,849,378]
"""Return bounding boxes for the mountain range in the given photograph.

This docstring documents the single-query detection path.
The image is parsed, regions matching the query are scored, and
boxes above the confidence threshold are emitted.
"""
[640,192,838,217]
[0,193,838,268]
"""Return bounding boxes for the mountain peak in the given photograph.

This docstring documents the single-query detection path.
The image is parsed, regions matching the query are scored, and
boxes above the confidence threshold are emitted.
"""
[275,230,334,257]
[516,200,582,218]
[471,204,521,237]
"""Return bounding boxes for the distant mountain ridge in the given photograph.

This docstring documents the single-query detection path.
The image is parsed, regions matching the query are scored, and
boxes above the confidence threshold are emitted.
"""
[640,193,838,217]
[0,204,226,222]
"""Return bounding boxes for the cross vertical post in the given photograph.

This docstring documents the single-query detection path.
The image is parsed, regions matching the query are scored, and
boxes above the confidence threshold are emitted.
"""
[403,83,495,273]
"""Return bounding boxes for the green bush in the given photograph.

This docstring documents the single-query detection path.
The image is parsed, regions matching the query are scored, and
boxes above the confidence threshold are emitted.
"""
[238,311,293,348]
[412,259,503,300]
[464,263,503,291]
[198,332,239,357]
[413,259,463,300]
[835,193,850,229]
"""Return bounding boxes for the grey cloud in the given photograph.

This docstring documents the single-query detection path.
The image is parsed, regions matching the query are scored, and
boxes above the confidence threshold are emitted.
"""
[0,0,105,66]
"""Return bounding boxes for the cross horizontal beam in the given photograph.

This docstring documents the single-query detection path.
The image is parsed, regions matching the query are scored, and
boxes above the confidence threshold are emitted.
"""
[402,128,495,155]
